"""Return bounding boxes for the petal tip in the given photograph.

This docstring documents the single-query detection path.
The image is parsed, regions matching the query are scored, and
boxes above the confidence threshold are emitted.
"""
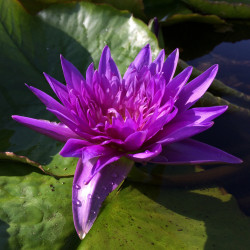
[78,231,87,240]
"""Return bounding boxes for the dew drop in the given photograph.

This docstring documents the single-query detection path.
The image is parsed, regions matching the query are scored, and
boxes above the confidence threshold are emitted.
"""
[111,182,114,186]
[95,194,100,199]
[87,194,92,199]
[102,185,107,191]
[73,199,82,207]
[91,210,96,215]
[73,184,81,190]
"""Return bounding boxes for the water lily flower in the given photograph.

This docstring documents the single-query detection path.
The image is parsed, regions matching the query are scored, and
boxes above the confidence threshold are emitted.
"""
[12,44,242,239]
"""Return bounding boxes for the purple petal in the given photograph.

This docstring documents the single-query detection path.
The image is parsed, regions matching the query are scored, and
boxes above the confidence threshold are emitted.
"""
[43,73,69,105]
[151,138,242,164]
[124,44,152,76]
[146,106,178,140]
[157,122,214,145]
[72,158,133,239]
[60,55,85,92]
[174,106,228,124]
[98,46,121,81]
[60,138,92,157]
[25,84,72,118]
[149,49,165,75]
[162,48,179,84]
[176,65,218,112]
[72,145,125,184]
[12,115,79,142]
[47,108,92,139]
[162,66,193,103]
[86,63,94,86]
[128,143,162,162]
[123,131,147,151]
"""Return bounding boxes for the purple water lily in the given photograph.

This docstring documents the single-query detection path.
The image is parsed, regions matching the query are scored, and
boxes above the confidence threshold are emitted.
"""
[12,44,242,239]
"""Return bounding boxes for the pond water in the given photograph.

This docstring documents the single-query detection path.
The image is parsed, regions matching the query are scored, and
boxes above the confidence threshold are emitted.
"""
[162,21,250,215]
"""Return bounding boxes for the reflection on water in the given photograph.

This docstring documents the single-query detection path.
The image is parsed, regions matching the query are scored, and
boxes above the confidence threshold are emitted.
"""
[189,40,250,95]
[163,21,250,215]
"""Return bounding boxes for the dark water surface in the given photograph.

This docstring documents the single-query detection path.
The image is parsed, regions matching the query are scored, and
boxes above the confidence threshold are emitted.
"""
[162,21,250,215]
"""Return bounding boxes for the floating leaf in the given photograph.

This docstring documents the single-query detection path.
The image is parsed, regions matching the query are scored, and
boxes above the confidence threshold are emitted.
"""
[184,0,250,19]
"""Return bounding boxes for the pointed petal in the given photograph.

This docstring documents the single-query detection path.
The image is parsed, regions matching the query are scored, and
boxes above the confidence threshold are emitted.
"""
[47,108,92,139]
[43,73,68,105]
[162,48,179,84]
[60,138,92,157]
[151,139,242,165]
[163,66,193,103]
[174,106,228,124]
[128,143,162,162]
[98,46,121,81]
[125,44,152,75]
[60,55,85,92]
[12,115,79,142]
[86,62,94,86]
[25,84,72,118]
[157,122,214,145]
[72,158,133,239]
[176,65,218,112]
[149,49,165,75]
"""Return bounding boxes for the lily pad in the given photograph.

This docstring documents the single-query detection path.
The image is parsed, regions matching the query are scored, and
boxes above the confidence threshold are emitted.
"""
[1,160,250,249]
[18,0,145,19]
[184,0,250,19]
[80,182,250,249]
[0,160,76,249]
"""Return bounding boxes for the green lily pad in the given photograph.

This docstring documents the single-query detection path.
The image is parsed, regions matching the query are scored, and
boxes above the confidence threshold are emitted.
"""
[80,182,250,249]
[18,0,145,19]
[0,160,76,249]
[184,0,250,19]
[1,160,250,249]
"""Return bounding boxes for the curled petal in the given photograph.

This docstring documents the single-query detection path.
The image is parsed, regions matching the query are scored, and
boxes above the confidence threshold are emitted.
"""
[60,138,92,157]
[123,131,147,151]
[128,143,162,162]
[73,145,125,184]
[72,157,133,239]
[151,139,242,165]
[12,115,79,142]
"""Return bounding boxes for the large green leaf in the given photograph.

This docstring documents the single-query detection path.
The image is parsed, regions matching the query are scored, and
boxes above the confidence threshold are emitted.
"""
[184,0,250,19]
[0,161,77,249]
[1,160,250,249]
[81,183,250,249]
